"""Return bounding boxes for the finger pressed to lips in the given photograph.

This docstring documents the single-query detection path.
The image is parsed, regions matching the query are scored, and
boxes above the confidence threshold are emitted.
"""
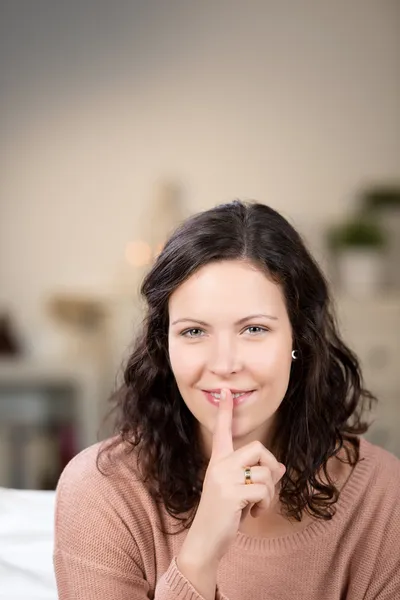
[211,388,234,460]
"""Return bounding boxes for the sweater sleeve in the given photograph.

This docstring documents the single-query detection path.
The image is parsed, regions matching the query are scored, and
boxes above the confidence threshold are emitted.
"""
[54,550,228,600]
[362,536,400,599]
[361,515,400,599]
[360,452,400,600]
[53,450,229,600]
[156,558,228,600]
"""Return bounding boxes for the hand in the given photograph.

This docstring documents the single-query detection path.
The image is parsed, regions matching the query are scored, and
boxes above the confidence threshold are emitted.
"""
[177,388,285,596]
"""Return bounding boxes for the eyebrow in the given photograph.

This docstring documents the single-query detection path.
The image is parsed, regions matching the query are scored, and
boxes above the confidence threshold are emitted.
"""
[171,313,279,326]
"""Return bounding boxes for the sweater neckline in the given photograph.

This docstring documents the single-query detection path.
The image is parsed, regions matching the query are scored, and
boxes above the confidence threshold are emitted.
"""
[233,437,374,556]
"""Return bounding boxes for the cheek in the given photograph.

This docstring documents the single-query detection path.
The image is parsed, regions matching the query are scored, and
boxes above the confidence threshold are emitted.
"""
[246,340,292,371]
[168,339,204,383]
[246,338,292,381]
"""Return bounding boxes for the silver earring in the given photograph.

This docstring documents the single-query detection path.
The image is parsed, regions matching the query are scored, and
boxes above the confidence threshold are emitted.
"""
[291,350,298,360]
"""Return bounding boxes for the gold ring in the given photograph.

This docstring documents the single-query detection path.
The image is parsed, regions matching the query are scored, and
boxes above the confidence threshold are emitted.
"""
[244,466,252,485]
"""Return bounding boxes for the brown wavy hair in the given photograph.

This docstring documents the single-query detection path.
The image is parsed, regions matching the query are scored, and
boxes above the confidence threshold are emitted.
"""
[99,200,376,528]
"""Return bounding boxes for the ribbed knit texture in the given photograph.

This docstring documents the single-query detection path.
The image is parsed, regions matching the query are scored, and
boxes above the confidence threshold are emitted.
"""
[54,437,400,599]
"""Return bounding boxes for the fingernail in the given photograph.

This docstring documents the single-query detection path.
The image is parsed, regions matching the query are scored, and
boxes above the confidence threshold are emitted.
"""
[220,389,226,400]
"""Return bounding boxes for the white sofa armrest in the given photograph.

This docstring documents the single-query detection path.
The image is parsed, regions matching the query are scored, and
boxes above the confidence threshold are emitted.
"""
[0,487,57,599]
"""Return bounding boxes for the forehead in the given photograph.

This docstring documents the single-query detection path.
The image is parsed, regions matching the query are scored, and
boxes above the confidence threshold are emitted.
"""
[168,260,288,321]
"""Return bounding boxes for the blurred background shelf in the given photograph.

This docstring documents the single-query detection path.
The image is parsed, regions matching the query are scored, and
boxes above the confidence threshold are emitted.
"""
[0,357,103,489]
[335,293,400,457]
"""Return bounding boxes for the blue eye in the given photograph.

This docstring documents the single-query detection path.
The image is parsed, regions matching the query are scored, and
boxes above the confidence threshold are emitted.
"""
[181,328,204,338]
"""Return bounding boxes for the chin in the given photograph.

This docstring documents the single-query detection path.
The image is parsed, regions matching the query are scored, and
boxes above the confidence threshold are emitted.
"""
[234,414,275,444]
[231,420,260,442]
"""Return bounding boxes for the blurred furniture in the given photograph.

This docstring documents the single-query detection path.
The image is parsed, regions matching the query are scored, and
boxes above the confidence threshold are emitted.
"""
[336,293,400,457]
[0,358,102,489]
[0,486,56,599]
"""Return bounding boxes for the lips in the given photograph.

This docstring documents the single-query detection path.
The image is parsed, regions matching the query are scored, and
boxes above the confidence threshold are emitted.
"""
[205,389,251,395]
[202,389,255,407]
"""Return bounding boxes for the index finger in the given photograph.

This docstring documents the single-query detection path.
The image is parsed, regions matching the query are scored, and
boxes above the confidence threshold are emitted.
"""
[211,388,234,461]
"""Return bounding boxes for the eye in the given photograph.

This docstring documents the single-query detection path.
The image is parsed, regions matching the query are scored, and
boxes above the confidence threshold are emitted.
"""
[181,328,205,338]
[243,326,269,335]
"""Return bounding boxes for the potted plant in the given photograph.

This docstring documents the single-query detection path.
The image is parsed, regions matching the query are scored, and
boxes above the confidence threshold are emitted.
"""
[327,217,387,297]
[360,185,400,289]
[361,185,400,212]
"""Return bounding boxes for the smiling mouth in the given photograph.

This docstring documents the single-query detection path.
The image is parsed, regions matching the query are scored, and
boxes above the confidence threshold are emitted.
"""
[205,390,252,399]
[202,389,255,406]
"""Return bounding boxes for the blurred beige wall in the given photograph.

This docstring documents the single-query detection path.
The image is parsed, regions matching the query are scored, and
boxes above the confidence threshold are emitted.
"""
[0,1,399,349]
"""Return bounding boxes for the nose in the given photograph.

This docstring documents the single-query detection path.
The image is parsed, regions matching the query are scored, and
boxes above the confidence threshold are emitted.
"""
[208,336,242,376]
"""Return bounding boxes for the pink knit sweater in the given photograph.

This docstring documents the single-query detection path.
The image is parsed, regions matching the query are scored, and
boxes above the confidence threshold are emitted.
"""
[54,437,400,599]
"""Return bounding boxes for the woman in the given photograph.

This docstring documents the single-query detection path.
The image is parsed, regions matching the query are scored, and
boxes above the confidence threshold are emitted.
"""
[54,200,400,600]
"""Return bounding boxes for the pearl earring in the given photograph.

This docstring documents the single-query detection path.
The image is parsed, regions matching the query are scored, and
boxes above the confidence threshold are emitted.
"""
[291,350,298,360]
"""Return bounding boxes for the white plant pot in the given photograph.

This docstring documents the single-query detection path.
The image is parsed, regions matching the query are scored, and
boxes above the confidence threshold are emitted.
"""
[337,249,383,297]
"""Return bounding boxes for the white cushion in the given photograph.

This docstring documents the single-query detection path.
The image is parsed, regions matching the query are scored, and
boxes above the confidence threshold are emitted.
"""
[0,487,57,599]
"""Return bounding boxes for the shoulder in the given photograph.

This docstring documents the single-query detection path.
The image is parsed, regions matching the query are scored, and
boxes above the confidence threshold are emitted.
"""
[54,437,161,568]
[348,438,400,526]
[345,440,400,593]
[58,436,134,480]
[56,436,144,504]
[333,437,400,529]
[360,437,400,489]
[55,436,161,520]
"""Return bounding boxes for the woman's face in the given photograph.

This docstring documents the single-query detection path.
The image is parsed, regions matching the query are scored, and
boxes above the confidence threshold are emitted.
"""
[168,260,293,454]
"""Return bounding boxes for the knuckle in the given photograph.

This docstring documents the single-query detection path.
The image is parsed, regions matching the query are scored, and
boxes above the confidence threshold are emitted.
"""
[251,440,265,453]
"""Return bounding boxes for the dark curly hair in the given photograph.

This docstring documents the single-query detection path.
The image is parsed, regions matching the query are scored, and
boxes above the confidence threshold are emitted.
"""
[99,200,376,529]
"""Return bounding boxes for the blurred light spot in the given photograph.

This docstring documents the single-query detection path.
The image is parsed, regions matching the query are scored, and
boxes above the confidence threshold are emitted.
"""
[153,242,164,259]
[125,241,152,266]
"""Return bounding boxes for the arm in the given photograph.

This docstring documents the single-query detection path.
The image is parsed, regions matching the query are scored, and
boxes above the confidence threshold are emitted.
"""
[157,558,228,600]
[176,549,219,600]
[55,550,228,600]
[362,562,400,600]
[53,455,229,600]
[362,545,400,600]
